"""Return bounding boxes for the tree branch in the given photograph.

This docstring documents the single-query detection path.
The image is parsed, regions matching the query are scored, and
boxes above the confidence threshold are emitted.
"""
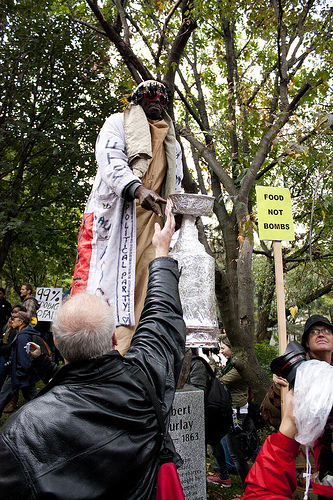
[85,0,153,82]
[66,0,106,35]
[156,0,182,63]
[176,124,237,196]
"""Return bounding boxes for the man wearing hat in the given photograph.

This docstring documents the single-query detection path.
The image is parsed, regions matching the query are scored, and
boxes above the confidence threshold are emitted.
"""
[301,314,333,364]
[261,314,333,499]
[71,80,183,354]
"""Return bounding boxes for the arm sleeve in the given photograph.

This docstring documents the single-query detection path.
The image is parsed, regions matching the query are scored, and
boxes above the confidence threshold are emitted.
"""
[32,354,59,385]
[218,366,243,388]
[260,384,282,429]
[95,114,142,198]
[243,431,299,500]
[189,358,211,398]
[23,300,35,321]
[124,257,186,413]
[14,334,34,389]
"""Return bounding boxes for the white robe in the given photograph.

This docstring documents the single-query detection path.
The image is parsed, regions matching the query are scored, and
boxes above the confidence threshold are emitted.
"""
[72,107,183,326]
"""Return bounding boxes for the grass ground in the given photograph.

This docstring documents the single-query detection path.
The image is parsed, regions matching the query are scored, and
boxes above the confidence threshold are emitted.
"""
[206,446,244,499]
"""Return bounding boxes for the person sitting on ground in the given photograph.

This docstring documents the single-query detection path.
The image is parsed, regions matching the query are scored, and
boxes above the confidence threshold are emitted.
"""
[0,208,186,500]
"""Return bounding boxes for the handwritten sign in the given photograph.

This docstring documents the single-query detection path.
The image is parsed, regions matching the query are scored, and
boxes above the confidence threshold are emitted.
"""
[256,186,295,241]
[36,288,62,322]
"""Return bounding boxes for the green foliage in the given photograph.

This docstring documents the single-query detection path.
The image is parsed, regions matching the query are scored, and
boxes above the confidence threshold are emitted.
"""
[0,0,119,288]
[254,342,279,379]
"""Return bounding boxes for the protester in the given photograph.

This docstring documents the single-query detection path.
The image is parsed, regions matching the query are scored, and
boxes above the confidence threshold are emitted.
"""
[0,288,11,333]
[261,314,333,499]
[0,208,186,500]
[0,311,41,417]
[205,337,233,488]
[208,335,259,487]
[243,388,333,499]
[20,283,39,323]
[71,80,183,355]
[0,304,27,410]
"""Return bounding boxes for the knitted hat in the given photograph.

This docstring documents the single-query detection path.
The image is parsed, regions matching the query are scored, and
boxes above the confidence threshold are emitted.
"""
[128,80,171,105]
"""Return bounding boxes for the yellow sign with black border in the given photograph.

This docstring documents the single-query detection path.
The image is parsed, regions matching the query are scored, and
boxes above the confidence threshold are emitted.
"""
[256,186,295,241]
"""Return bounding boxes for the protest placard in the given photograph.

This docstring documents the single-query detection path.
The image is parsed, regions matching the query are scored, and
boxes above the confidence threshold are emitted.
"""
[36,287,62,322]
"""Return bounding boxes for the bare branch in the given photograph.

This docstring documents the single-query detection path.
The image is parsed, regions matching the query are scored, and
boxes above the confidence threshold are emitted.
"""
[156,0,182,62]
[113,0,130,45]
[85,0,153,82]
[125,13,157,62]
[176,125,237,197]
[240,79,322,200]
[164,0,197,89]
[65,0,106,35]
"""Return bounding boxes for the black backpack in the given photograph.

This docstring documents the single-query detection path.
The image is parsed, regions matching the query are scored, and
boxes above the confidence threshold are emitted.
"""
[193,356,233,445]
[30,334,53,361]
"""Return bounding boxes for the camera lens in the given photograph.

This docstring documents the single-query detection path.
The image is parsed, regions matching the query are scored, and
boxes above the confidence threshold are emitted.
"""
[270,341,307,387]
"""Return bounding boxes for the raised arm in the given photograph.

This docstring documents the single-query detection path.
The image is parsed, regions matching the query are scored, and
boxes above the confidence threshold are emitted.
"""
[124,201,185,410]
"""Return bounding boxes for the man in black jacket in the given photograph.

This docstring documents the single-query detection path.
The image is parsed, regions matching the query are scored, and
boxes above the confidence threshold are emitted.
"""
[0,208,186,500]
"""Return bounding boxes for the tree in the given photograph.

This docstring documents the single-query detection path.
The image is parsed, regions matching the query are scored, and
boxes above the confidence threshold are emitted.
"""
[254,114,333,341]
[0,0,118,291]
[60,0,332,400]
[173,1,332,398]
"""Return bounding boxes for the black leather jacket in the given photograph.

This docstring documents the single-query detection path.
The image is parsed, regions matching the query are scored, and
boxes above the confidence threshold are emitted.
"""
[0,257,186,499]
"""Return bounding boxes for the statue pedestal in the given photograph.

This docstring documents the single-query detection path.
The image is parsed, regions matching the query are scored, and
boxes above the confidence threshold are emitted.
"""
[169,386,206,500]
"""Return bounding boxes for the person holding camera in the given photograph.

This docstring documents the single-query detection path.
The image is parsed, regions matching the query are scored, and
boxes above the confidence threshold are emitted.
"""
[260,314,333,499]
[243,387,333,499]
[0,311,42,417]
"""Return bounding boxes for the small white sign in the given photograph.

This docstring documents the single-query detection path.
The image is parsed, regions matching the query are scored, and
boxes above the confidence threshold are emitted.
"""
[36,287,62,322]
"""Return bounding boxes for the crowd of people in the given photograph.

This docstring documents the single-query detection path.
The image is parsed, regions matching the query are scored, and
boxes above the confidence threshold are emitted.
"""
[0,285,43,416]
[0,80,332,499]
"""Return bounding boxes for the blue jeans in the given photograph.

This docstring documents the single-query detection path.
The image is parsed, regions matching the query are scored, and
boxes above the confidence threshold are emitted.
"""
[225,414,251,484]
[210,441,229,480]
[221,436,237,473]
[0,378,37,415]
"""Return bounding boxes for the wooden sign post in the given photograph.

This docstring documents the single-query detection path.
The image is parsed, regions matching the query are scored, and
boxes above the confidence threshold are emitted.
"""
[256,186,295,412]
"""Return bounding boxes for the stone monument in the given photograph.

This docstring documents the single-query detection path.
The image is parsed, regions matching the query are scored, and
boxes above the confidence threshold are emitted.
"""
[169,386,206,500]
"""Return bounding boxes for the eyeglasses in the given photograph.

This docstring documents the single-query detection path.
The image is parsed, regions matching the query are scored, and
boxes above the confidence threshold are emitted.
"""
[143,89,168,107]
[309,328,332,336]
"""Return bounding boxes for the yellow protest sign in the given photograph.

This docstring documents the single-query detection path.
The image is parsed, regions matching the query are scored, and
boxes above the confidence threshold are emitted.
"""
[256,186,295,241]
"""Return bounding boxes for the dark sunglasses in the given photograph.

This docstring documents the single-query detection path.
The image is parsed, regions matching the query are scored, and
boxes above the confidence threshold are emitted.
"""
[143,89,168,107]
